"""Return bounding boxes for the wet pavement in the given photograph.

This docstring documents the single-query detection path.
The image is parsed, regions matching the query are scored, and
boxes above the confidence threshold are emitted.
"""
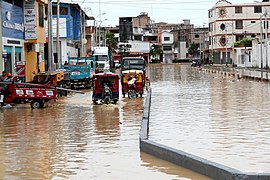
[148,63,270,173]
[0,86,210,179]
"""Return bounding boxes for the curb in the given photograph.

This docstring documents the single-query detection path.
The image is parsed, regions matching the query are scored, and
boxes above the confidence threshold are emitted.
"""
[139,87,270,179]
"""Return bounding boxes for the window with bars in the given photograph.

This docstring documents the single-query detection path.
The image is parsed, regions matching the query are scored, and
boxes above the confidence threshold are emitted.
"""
[235,7,242,13]
[254,6,262,13]
[236,20,243,29]
[39,4,44,27]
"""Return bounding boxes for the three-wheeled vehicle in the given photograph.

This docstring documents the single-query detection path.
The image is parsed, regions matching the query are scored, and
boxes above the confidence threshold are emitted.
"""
[119,57,146,98]
[92,72,119,104]
[0,81,57,109]
[121,70,144,98]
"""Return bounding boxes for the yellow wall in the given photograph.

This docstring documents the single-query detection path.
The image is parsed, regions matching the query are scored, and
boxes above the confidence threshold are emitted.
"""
[25,0,47,82]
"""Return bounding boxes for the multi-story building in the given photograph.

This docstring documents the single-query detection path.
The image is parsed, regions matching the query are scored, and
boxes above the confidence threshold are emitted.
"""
[161,31,174,62]
[119,12,151,42]
[51,2,90,68]
[1,0,25,80]
[191,27,209,59]
[208,0,270,65]
[0,0,48,82]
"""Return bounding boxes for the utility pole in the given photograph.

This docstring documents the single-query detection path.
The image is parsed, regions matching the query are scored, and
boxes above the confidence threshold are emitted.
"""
[80,10,83,57]
[56,0,60,68]
[225,29,228,66]
[0,0,3,71]
[99,0,101,47]
[48,0,53,71]
[265,12,268,69]
[260,16,263,70]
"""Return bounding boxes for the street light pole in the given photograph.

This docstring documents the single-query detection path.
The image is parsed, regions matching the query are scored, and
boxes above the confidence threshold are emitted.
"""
[255,0,268,69]
[260,16,263,69]
[56,0,60,68]
[225,29,228,66]
[48,0,53,71]
[264,12,268,69]
[0,0,3,71]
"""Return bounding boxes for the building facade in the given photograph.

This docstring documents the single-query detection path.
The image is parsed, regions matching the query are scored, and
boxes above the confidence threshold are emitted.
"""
[1,0,24,78]
[24,0,47,82]
[161,31,174,63]
[51,2,89,68]
[209,0,270,65]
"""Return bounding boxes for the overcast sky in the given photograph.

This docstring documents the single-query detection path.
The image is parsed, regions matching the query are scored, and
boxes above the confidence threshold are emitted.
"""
[59,0,259,27]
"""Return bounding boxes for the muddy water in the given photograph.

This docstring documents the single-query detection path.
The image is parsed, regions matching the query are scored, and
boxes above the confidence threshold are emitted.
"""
[148,63,270,173]
[0,88,210,179]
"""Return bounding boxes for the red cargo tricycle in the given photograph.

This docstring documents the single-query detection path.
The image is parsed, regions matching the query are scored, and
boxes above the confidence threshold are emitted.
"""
[0,81,57,109]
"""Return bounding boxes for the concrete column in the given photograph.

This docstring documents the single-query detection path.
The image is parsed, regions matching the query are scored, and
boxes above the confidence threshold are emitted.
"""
[0,0,3,72]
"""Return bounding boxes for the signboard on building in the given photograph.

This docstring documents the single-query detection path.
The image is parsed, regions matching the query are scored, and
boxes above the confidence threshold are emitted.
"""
[24,0,37,40]
[2,1,24,39]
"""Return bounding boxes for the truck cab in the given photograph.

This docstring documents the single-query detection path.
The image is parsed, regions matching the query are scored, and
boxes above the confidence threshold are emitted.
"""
[92,47,113,73]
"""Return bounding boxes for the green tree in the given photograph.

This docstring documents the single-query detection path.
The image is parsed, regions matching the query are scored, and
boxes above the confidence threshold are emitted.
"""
[188,42,198,56]
[150,45,163,56]
[106,32,117,50]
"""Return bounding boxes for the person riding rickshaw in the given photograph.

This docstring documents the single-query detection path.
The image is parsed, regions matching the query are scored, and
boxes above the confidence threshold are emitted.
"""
[92,72,119,104]
[119,56,146,98]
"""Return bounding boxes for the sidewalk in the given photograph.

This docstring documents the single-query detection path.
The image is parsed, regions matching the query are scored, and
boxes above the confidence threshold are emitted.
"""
[199,64,270,82]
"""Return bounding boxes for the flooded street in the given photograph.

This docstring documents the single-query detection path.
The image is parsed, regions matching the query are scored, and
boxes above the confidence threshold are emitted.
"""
[0,86,209,179]
[149,64,270,173]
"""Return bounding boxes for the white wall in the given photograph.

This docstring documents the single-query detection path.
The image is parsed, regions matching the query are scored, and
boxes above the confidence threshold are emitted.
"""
[128,40,150,53]
[161,31,173,45]
[180,41,187,59]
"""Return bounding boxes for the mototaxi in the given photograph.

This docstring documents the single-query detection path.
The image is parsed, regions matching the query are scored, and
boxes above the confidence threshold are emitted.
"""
[121,70,144,98]
[92,72,119,104]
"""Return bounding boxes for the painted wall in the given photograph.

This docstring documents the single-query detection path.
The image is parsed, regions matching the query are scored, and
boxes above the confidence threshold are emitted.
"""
[25,0,47,82]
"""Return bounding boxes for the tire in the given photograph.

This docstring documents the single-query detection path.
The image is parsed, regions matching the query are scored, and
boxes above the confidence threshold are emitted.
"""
[104,96,110,104]
[112,99,118,104]
[128,90,137,99]
[31,100,44,109]
[93,100,98,105]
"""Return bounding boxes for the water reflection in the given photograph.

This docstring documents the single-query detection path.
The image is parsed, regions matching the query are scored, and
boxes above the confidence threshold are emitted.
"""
[0,88,207,179]
[149,64,270,172]
[140,152,211,180]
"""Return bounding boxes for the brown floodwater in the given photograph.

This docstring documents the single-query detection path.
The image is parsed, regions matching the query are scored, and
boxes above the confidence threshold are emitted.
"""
[0,82,210,179]
[148,63,270,173]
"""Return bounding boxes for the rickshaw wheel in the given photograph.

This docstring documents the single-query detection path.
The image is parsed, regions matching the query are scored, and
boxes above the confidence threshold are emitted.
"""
[31,100,44,109]
[112,100,118,104]
[128,90,137,99]
[92,100,98,105]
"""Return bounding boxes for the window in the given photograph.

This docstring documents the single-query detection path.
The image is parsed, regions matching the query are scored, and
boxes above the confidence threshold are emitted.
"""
[264,21,269,29]
[53,7,68,15]
[3,0,12,3]
[235,7,242,13]
[14,0,23,7]
[39,4,44,27]
[251,21,256,23]
[195,34,200,38]
[164,37,170,41]
[236,35,244,41]
[254,6,262,13]
[163,46,172,51]
[236,20,243,29]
